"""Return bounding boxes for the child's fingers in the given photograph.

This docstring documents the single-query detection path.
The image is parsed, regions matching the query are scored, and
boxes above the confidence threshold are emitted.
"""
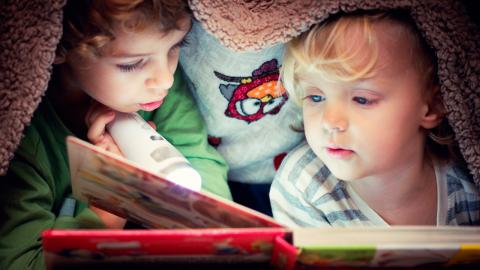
[86,110,115,144]
[85,102,113,128]
[84,101,103,127]
[92,131,123,157]
[102,133,123,156]
[90,205,126,229]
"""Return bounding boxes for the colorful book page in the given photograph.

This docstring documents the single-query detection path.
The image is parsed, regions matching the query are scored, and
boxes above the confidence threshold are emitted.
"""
[67,136,281,229]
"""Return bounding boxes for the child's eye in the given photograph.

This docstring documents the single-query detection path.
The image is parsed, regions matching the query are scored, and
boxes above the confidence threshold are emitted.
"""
[304,95,325,103]
[352,96,377,105]
[116,59,144,72]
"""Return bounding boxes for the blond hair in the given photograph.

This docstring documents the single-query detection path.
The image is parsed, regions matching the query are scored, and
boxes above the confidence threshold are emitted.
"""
[282,11,436,105]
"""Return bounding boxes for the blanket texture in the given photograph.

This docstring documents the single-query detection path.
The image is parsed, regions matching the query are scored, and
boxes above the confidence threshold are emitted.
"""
[0,0,65,175]
[0,0,479,188]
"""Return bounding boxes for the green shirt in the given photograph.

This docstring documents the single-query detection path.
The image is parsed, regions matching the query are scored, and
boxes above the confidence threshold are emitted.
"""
[0,69,231,270]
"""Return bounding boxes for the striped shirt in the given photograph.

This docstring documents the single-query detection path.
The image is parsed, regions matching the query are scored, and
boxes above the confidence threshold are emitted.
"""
[270,141,480,227]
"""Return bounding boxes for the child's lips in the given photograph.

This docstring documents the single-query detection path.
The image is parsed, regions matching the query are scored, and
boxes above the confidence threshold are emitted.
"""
[140,100,164,111]
[325,146,354,159]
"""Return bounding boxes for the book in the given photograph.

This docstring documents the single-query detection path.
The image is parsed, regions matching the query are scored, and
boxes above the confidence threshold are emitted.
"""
[67,136,281,229]
[42,226,480,270]
[42,228,289,270]
[56,136,480,269]
[42,227,480,269]
[291,227,480,268]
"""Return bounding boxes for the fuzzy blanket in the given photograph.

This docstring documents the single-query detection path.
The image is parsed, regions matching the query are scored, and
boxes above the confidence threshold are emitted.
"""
[0,0,65,175]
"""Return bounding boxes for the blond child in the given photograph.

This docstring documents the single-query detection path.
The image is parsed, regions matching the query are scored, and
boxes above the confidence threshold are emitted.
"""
[270,10,480,227]
[0,0,230,269]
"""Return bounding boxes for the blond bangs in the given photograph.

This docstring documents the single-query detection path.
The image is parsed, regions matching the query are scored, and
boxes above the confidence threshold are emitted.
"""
[303,16,380,82]
[282,15,381,105]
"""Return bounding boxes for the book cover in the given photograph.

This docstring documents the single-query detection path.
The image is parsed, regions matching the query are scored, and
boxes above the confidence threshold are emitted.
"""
[67,136,281,229]
[42,228,288,270]
[270,234,297,270]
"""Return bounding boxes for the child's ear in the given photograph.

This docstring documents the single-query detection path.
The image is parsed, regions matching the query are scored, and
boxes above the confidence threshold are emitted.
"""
[420,85,444,129]
[53,47,67,65]
[53,55,66,65]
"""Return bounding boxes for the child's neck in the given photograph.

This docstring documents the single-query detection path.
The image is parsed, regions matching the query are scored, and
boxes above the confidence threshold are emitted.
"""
[48,66,91,138]
[348,155,437,225]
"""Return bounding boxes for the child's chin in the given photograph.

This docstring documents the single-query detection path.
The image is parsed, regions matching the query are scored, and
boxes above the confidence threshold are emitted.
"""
[115,108,137,114]
[326,166,361,182]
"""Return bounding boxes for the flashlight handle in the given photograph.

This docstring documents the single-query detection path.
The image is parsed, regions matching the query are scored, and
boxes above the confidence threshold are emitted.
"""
[106,112,202,191]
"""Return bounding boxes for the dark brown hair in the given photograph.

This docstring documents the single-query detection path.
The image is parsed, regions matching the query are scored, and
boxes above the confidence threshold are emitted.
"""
[56,0,190,60]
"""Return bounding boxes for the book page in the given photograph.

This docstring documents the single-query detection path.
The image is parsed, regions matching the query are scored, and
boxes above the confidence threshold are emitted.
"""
[67,136,281,229]
[293,227,480,246]
[293,227,480,267]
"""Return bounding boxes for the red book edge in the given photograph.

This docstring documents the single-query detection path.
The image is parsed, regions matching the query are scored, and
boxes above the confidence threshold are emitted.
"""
[270,233,298,270]
[42,228,289,255]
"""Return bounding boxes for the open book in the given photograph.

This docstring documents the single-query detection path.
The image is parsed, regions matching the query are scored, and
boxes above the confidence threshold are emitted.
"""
[56,136,480,269]
[67,136,280,229]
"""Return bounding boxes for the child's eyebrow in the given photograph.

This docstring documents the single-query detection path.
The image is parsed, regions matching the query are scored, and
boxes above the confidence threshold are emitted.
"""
[297,77,319,88]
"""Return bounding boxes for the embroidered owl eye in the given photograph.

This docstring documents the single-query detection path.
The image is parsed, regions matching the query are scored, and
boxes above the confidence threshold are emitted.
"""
[263,96,285,114]
[235,98,261,116]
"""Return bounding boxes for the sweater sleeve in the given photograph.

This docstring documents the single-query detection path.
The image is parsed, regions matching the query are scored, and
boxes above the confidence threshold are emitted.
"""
[140,68,232,200]
[0,130,105,270]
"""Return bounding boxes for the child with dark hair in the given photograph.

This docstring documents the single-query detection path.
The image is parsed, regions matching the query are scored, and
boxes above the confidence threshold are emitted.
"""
[0,1,230,268]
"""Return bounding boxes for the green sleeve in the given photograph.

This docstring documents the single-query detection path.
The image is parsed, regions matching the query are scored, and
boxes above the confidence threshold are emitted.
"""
[140,68,232,200]
[0,129,105,270]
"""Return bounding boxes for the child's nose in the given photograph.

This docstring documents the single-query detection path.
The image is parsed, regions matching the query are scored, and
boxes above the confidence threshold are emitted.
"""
[145,64,174,91]
[322,105,348,133]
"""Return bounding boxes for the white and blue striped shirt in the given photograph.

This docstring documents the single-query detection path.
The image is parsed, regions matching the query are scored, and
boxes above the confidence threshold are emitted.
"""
[270,141,480,227]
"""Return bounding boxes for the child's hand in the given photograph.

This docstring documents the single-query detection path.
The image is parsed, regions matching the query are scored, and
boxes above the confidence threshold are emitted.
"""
[85,102,123,156]
[90,205,126,229]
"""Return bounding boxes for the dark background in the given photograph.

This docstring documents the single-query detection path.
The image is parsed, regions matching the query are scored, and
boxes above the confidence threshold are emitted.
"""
[463,0,480,27]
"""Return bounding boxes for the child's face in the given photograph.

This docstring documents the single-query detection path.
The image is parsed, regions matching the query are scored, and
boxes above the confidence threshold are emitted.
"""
[301,21,434,181]
[67,20,190,113]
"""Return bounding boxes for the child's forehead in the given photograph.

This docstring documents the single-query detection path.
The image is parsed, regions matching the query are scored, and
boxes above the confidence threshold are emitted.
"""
[101,30,165,56]
[297,71,369,88]
[101,23,189,57]
[373,22,420,67]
